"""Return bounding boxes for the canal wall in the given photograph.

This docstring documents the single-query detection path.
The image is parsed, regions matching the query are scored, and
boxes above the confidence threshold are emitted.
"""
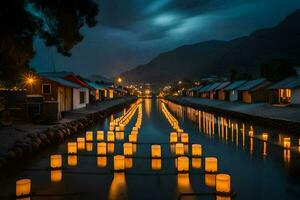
[0,96,137,172]
[166,96,300,134]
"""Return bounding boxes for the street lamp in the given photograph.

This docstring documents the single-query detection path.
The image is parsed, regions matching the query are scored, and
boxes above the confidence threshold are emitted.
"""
[117,77,122,84]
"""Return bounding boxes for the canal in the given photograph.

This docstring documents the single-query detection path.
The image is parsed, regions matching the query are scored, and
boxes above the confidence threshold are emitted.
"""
[1,98,300,200]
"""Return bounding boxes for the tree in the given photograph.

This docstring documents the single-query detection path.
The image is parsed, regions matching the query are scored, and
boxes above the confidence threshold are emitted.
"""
[260,59,296,82]
[0,0,99,87]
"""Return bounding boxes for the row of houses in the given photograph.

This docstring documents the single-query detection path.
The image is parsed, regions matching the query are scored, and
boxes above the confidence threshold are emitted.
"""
[0,72,127,122]
[187,76,300,105]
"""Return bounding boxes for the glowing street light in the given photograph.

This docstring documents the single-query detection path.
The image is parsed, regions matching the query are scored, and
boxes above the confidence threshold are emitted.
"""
[117,77,122,84]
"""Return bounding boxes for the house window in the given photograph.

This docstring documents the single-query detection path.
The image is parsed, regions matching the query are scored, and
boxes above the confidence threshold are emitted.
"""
[42,84,51,94]
[279,89,291,103]
[80,91,85,104]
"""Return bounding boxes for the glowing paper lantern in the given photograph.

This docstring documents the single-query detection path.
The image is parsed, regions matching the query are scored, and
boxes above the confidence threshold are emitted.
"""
[129,134,137,143]
[177,156,189,173]
[283,137,291,149]
[50,154,62,169]
[131,130,138,135]
[205,157,218,173]
[175,143,184,156]
[181,133,189,143]
[97,156,107,168]
[68,142,77,154]
[77,137,85,150]
[192,158,201,169]
[115,126,120,131]
[51,170,62,182]
[151,145,161,158]
[86,142,93,151]
[114,155,125,171]
[97,131,104,141]
[68,155,77,166]
[132,127,138,131]
[170,132,178,143]
[108,143,115,153]
[116,131,124,140]
[123,143,133,156]
[152,159,161,170]
[192,144,202,157]
[109,126,115,131]
[97,142,107,155]
[262,133,268,141]
[107,131,115,142]
[216,174,231,193]
[16,179,31,197]
[86,131,93,142]
[125,158,133,169]
[119,123,125,131]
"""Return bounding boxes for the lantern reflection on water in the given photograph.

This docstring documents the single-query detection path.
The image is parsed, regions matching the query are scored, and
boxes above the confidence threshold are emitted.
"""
[151,145,161,158]
[175,143,184,156]
[107,131,115,142]
[283,137,291,149]
[68,155,77,166]
[123,143,133,156]
[152,159,161,170]
[125,158,133,169]
[205,174,216,187]
[205,157,218,173]
[68,142,77,154]
[170,132,178,143]
[108,143,115,154]
[216,196,231,200]
[51,170,62,182]
[50,154,62,169]
[116,131,124,140]
[77,137,85,150]
[86,131,93,142]
[129,134,137,143]
[114,155,125,171]
[177,156,189,173]
[216,174,231,194]
[177,173,193,194]
[97,156,107,168]
[16,179,31,197]
[181,133,189,143]
[192,144,202,157]
[86,142,93,151]
[97,131,104,141]
[97,142,107,155]
[192,158,201,169]
[262,133,268,141]
[108,172,127,200]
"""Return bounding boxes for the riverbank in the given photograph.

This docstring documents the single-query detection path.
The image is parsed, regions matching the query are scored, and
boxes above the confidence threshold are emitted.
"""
[166,96,300,133]
[0,96,137,170]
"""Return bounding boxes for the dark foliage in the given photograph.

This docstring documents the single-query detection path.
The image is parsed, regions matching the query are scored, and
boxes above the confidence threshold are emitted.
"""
[0,0,99,87]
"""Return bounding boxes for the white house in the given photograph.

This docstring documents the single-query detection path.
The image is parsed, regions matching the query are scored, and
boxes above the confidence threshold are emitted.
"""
[73,87,89,109]
[224,80,246,102]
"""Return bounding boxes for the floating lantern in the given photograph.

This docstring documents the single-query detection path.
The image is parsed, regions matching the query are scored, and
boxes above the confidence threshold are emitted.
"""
[68,155,77,166]
[123,143,133,156]
[51,170,62,182]
[86,142,93,151]
[129,134,137,143]
[205,157,218,173]
[115,126,120,131]
[16,179,31,197]
[114,155,125,171]
[131,130,138,135]
[181,133,189,143]
[116,131,124,140]
[86,131,93,142]
[108,143,115,153]
[216,196,231,200]
[109,121,115,127]
[205,174,216,187]
[107,131,115,142]
[283,137,291,149]
[97,131,104,141]
[119,124,125,131]
[178,129,184,133]
[152,159,161,170]
[249,130,254,137]
[170,132,178,143]
[97,142,107,155]
[262,133,268,141]
[97,156,107,168]
[177,156,189,173]
[132,127,138,131]
[216,174,231,194]
[192,144,202,157]
[151,145,161,158]
[192,158,201,169]
[125,158,133,169]
[109,126,114,131]
[77,137,85,150]
[68,142,77,154]
[175,143,184,156]
[50,154,62,169]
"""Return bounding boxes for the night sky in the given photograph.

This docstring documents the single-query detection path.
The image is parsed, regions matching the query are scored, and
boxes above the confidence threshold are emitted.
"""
[32,0,300,79]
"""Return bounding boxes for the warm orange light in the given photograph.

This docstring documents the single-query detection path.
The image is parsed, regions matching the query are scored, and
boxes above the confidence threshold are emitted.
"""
[129,134,137,143]
[16,179,31,197]
[123,143,133,156]
[50,154,62,169]
[51,170,62,182]
[125,158,133,169]
[205,157,218,173]
[262,133,268,141]
[170,132,178,143]
[152,159,161,170]
[192,144,202,157]
[116,131,124,140]
[97,131,104,141]
[68,142,77,154]
[114,155,125,171]
[97,142,107,155]
[86,142,93,151]
[205,174,216,187]
[97,156,107,168]
[132,126,138,131]
[175,143,184,156]
[216,174,231,193]
[77,137,85,150]
[86,131,93,142]
[177,156,189,173]
[181,133,189,143]
[283,137,291,149]
[108,143,115,153]
[249,130,254,137]
[151,145,161,158]
[107,131,115,142]
[192,158,201,169]
[68,155,77,166]
[119,124,125,131]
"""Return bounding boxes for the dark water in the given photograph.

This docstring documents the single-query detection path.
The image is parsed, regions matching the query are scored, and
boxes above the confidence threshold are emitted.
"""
[1,98,300,200]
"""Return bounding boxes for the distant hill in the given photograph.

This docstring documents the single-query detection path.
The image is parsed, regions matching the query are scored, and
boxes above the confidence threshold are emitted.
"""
[89,75,112,83]
[120,9,300,88]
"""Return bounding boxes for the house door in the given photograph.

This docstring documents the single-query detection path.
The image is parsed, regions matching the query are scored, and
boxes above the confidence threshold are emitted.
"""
[57,87,66,112]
